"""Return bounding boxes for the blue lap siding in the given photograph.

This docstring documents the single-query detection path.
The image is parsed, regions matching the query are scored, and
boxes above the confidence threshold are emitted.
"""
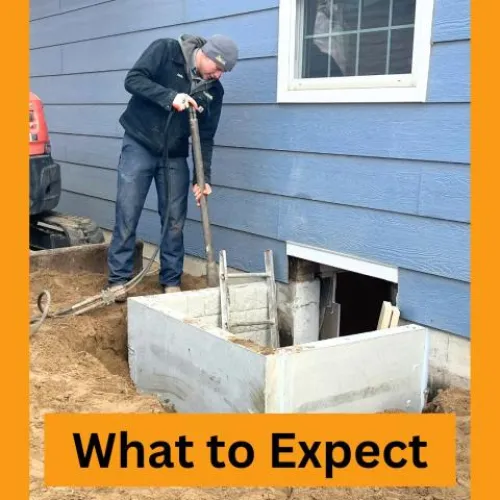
[29,0,470,337]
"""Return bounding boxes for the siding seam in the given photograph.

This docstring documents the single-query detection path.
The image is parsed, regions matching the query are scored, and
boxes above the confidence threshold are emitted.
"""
[57,167,470,226]
[62,187,286,242]
[29,55,276,78]
[31,0,116,22]
[30,6,279,50]
[48,132,472,167]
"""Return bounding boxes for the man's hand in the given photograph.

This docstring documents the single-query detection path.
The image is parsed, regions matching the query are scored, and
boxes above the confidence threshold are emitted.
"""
[172,93,199,112]
[192,183,212,206]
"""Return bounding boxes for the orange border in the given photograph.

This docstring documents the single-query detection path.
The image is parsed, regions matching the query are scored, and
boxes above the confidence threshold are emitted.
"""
[16,1,477,498]
[3,1,29,499]
[471,2,488,500]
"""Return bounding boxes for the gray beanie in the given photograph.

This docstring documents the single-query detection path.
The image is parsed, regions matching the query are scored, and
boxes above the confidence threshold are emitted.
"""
[201,34,239,72]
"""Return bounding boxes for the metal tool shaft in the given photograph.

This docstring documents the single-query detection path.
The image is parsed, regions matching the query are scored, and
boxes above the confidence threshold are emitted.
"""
[189,106,218,287]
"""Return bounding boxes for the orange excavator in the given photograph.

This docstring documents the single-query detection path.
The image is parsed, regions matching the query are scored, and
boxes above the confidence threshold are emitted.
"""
[29,91,104,250]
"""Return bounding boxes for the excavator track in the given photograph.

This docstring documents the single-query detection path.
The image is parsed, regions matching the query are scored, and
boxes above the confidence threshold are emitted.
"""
[30,211,105,251]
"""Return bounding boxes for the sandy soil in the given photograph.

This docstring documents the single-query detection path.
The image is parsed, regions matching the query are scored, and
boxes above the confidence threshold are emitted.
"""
[29,269,470,500]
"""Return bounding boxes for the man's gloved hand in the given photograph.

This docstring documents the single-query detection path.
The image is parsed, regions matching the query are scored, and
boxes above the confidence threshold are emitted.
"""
[192,183,212,207]
[172,93,199,112]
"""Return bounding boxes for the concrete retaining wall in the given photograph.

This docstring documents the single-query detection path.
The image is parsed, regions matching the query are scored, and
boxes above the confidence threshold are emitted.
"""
[128,286,429,414]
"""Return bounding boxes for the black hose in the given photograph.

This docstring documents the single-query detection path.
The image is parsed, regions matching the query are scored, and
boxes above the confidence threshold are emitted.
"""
[30,290,51,336]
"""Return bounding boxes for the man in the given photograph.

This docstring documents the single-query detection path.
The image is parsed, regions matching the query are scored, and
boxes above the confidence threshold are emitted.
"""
[105,34,238,297]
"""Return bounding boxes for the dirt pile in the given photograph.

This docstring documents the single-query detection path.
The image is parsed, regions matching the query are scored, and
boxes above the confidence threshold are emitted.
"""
[29,269,469,500]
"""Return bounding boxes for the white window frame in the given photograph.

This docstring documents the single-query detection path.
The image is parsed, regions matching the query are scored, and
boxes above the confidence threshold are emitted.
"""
[277,0,435,103]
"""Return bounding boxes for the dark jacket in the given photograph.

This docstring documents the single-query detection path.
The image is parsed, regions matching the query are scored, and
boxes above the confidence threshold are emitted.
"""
[119,36,224,185]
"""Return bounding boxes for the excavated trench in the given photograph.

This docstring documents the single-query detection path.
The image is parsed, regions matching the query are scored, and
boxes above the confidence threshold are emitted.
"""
[29,266,470,500]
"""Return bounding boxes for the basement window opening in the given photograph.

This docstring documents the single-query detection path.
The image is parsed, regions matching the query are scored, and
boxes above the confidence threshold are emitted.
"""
[318,267,398,338]
[286,242,399,341]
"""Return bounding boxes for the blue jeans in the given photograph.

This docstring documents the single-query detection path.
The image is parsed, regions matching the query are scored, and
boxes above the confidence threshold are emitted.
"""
[107,132,189,287]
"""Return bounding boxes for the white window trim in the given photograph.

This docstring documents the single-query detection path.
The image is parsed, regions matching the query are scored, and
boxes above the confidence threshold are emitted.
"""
[277,0,435,103]
[286,242,399,283]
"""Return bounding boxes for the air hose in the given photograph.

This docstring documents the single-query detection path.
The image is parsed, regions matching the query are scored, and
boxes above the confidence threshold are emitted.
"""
[30,106,186,333]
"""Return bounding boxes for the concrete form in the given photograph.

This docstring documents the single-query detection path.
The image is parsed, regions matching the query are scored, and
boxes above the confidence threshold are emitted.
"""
[127,283,430,414]
[102,232,469,392]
